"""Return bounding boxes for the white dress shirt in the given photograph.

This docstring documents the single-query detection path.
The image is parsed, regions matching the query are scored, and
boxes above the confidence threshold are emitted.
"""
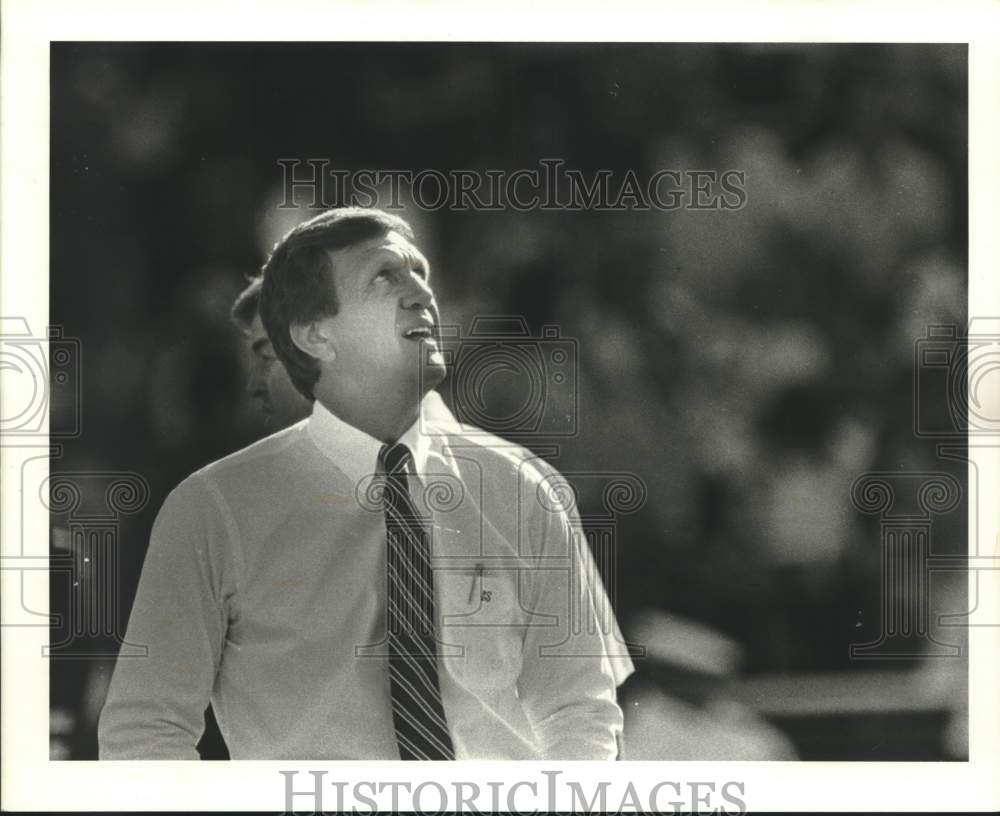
[99,392,633,760]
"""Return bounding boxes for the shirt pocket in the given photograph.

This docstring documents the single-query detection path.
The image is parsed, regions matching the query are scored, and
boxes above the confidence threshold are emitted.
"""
[436,564,525,691]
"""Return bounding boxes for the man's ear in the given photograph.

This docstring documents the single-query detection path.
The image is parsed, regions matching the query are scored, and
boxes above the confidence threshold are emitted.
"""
[289,318,337,363]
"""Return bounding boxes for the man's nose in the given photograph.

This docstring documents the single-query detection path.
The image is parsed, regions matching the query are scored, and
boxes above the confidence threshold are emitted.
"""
[399,271,435,311]
[247,363,267,396]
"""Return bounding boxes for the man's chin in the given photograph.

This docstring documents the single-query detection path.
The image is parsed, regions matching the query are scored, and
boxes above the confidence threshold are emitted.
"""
[420,356,448,391]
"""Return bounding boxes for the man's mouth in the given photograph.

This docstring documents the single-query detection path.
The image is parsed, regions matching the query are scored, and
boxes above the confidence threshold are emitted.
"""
[402,325,436,342]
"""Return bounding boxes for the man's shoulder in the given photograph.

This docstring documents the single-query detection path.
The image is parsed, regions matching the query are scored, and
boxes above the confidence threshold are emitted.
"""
[167,420,312,508]
[435,424,567,490]
[196,419,310,478]
[151,420,313,536]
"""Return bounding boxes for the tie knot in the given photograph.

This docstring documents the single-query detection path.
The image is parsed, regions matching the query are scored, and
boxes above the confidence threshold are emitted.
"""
[379,442,412,476]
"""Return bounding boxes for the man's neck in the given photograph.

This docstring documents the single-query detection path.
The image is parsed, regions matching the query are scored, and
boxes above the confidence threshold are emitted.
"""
[315,384,422,445]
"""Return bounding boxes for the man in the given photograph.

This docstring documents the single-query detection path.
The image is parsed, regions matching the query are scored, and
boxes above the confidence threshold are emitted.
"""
[99,207,631,760]
[230,276,312,429]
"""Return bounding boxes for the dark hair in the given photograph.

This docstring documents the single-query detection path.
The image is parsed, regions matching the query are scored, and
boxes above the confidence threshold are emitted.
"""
[259,207,415,400]
[230,276,262,332]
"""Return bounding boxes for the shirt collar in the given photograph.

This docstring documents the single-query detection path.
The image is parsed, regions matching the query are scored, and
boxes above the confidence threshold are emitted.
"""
[307,395,439,485]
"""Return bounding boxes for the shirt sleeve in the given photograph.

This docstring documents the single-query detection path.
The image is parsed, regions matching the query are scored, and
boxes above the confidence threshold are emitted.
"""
[98,474,233,760]
[515,485,625,760]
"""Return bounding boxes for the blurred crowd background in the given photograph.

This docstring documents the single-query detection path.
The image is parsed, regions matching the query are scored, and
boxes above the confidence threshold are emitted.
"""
[48,43,968,760]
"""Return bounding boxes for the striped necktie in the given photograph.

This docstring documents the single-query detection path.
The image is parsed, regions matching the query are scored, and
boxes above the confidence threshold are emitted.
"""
[379,442,455,761]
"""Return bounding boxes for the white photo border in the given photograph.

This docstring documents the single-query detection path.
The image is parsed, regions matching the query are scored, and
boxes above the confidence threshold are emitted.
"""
[1,0,998,812]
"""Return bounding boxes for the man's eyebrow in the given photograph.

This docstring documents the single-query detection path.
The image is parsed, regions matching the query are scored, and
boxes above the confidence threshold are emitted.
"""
[405,251,431,279]
[369,247,430,277]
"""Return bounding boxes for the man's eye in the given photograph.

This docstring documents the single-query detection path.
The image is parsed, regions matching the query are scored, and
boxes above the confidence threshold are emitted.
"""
[375,268,393,281]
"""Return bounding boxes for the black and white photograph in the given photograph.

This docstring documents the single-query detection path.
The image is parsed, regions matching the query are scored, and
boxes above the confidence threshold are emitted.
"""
[2,2,999,813]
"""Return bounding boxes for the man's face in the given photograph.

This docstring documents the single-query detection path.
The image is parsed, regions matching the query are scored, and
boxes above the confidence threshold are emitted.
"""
[246,313,312,428]
[321,230,447,397]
